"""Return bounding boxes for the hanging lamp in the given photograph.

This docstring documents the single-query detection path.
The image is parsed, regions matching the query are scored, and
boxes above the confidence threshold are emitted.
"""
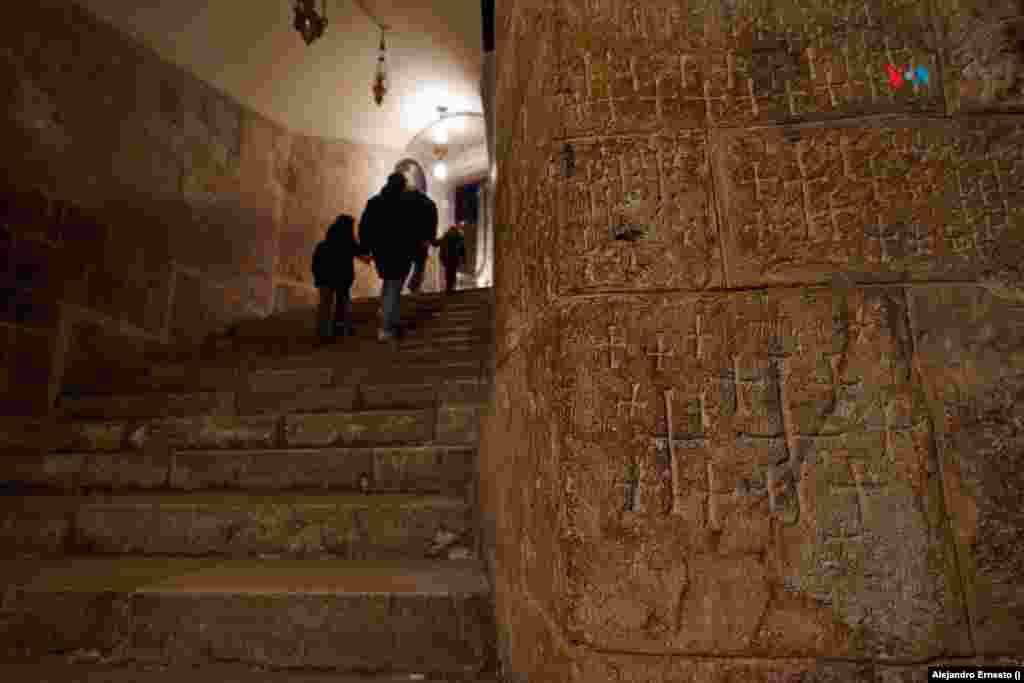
[372,31,388,106]
[292,0,328,45]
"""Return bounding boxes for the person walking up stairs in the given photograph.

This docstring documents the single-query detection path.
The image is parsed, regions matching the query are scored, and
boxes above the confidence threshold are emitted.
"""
[0,288,499,681]
[359,173,423,344]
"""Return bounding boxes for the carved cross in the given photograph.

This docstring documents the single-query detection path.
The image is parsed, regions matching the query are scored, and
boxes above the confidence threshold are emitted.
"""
[684,80,727,126]
[644,333,676,371]
[685,313,710,361]
[650,389,709,517]
[784,80,809,116]
[732,355,770,417]
[616,382,648,420]
[594,324,628,369]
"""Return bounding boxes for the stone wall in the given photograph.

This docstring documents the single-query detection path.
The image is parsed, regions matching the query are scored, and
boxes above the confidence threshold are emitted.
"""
[0,0,397,415]
[482,0,1024,679]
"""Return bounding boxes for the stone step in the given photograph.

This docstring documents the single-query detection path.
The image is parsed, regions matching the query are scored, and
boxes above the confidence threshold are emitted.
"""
[227,302,491,338]
[0,557,494,675]
[0,661,501,683]
[4,445,476,496]
[58,391,236,420]
[58,374,489,425]
[66,346,487,398]
[48,405,480,454]
[0,493,474,560]
[249,356,485,380]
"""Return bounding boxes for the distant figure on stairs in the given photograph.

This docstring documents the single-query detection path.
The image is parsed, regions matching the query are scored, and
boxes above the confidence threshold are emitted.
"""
[402,172,439,294]
[435,222,467,295]
[311,213,370,347]
[359,172,420,343]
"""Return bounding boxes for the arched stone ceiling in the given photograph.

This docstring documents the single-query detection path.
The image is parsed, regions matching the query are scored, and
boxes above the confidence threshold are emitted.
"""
[75,0,484,150]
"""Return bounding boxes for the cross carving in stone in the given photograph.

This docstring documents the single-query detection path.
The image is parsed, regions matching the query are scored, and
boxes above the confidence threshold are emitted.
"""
[616,382,648,420]
[595,325,628,369]
[685,313,709,361]
[649,388,709,517]
[644,332,676,371]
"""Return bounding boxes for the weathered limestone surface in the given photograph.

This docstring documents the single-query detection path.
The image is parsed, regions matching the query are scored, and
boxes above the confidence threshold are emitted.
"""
[557,289,965,657]
[491,0,1024,678]
[909,285,1024,654]
[717,117,1024,287]
[0,0,397,415]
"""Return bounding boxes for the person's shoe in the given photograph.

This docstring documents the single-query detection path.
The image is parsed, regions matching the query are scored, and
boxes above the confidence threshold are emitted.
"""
[377,329,395,343]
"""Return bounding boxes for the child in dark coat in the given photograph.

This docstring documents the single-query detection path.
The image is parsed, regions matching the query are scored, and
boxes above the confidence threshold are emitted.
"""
[312,214,369,345]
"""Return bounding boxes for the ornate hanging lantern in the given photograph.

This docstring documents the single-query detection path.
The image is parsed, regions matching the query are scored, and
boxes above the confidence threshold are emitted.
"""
[292,0,328,46]
[373,32,388,106]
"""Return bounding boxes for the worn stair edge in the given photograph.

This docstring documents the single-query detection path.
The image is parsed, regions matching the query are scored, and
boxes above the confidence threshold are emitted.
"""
[0,558,494,675]
[47,409,434,453]
[0,493,475,560]
[1,446,476,495]
[59,375,488,415]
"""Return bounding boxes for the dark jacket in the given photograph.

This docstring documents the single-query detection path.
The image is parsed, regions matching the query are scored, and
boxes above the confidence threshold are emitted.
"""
[358,186,419,280]
[407,190,438,256]
[438,229,466,267]
[312,215,365,289]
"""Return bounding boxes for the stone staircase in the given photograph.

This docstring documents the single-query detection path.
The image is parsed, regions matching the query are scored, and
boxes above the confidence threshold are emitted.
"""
[0,288,499,681]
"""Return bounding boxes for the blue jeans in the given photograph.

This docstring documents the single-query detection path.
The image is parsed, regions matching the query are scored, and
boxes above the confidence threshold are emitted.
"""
[407,251,428,292]
[379,278,403,335]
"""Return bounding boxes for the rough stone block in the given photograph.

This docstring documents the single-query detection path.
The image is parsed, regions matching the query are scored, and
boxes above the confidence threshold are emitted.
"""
[246,367,333,393]
[371,446,475,495]
[935,0,1024,114]
[715,117,1024,287]
[284,410,432,447]
[161,416,279,450]
[550,0,942,137]
[128,560,494,673]
[551,131,723,295]
[908,284,1024,654]
[0,496,76,555]
[59,392,234,420]
[53,422,126,453]
[169,448,374,491]
[556,289,967,657]
[80,451,172,489]
[237,385,356,415]
[437,405,480,445]
[359,382,437,410]
[0,452,84,490]
[0,557,214,658]
[439,378,488,404]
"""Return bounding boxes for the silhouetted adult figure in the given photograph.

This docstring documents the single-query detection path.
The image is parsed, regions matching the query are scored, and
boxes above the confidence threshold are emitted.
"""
[436,222,467,295]
[358,172,418,342]
[403,174,439,294]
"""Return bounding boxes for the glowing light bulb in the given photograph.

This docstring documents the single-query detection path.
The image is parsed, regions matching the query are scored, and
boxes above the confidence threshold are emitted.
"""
[433,123,448,145]
[433,162,447,181]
